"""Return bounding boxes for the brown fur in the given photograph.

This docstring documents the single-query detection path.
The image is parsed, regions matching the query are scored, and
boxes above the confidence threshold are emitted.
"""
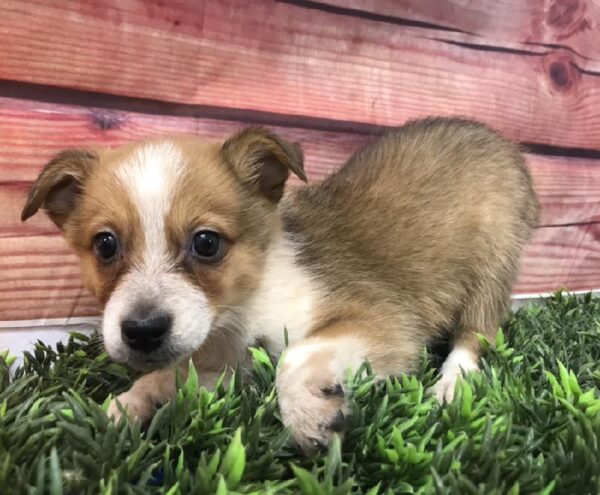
[22,133,303,314]
[22,117,539,453]
[273,118,538,451]
[285,118,538,362]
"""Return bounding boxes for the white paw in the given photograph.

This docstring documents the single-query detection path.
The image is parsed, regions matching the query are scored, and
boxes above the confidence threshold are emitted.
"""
[431,346,479,403]
[276,343,352,454]
[106,390,154,423]
[275,336,367,454]
[277,375,347,454]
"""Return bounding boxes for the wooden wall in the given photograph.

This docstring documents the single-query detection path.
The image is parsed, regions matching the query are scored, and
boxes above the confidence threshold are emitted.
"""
[1,0,599,325]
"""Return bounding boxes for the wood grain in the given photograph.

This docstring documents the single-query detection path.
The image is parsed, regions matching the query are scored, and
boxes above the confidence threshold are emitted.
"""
[2,225,599,321]
[519,223,600,294]
[0,0,599,149]
[1,97,599,229]
[527,156,600,226]
[317,0,600,61]
[0,97,599,320]
[0,98,358,185]
[0,234,99,321]
[4,150,600,236]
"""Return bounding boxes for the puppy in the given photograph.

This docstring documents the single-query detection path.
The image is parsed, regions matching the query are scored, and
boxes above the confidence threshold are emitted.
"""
[22,118,538,453]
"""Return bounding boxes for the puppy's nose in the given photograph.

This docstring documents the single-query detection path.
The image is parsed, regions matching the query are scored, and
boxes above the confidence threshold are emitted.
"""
[121,306,172,352]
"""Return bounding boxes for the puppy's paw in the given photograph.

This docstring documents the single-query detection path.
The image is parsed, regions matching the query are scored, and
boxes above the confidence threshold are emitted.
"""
[431,346,479,403]
[106,390,154,424]
[277,368,348,454]
[430,371,461,403]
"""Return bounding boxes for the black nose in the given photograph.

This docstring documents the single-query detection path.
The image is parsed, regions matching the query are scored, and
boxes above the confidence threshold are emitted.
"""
[121,306,172,352]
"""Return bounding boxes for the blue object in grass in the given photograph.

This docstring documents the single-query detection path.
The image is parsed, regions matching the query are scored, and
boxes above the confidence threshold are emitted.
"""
[148,468,164,486]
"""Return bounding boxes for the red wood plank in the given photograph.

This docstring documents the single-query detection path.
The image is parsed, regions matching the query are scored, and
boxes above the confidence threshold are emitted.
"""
[1,97,599,228]
[0,1,599,149]
[528,156,600,226]
[2,225,598,322]
[318,0,600,62]
[519,224,600,294]
[1,152,596,237]
[0,98,354,185]
[0,234,99,321]
[0,97,599,321]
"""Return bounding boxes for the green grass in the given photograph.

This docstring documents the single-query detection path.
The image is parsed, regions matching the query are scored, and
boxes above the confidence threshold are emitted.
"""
[2,292,600,494]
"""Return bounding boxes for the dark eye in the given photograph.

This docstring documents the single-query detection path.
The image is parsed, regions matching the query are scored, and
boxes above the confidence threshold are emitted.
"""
[192,230,222,260]
[93,232,118,261]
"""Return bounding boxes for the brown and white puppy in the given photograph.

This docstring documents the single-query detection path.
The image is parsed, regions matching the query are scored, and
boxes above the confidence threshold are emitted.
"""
[22,118,538,453]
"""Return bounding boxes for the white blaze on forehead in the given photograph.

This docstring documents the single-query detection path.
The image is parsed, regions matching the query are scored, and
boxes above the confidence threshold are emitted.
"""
[104,142,215,365]
[116,142,184,272]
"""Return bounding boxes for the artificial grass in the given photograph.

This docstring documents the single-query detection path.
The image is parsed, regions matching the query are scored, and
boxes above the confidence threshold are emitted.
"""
[1,293,600,494]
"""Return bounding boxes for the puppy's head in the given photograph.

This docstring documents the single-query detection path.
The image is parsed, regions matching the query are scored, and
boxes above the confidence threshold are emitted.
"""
[22,128,305,369]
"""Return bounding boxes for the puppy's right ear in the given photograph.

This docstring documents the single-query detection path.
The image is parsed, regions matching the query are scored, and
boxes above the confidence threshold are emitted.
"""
[21,150,97,229]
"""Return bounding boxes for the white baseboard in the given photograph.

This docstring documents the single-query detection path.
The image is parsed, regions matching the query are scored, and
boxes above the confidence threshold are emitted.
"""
[0,322,97,367]
[0,316,100,329]
[510,290,600,309]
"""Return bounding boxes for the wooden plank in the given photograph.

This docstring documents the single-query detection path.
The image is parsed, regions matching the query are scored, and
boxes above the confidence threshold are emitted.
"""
[0,98,354,185]
[0,234,99,321]
[317,0,600,61]
[528,156,600,226]
[519,224,600,294]
[3,150,600,236]
[0,97,599,321]
[0,1,599,149]
[1,97,599,228]
[1,225,598,321]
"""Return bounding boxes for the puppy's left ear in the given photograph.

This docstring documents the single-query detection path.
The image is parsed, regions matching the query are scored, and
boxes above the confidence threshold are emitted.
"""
[21,149,98,229]
[221,127,306,202]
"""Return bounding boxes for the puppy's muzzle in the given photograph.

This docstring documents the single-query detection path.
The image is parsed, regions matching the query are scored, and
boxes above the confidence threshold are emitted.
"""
[121,304,173,353]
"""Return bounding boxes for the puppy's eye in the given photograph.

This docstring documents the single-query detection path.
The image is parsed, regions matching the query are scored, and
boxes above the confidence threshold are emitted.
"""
[93,232,118,261]
[192,230,223,260]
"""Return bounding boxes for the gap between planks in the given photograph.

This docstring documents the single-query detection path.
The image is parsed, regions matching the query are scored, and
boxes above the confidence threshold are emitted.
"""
[1,79,599,161]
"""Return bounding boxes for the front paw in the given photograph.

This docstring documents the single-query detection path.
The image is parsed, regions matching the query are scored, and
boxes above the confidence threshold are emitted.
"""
[277,374,348,454]
[106,390,154,424]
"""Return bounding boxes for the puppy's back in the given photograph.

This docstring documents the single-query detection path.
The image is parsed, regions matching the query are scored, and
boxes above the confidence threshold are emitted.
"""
[282,118,539,327]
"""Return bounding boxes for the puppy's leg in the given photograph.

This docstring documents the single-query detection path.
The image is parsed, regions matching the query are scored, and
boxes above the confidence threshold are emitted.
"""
[276,321,418,453]
[432,287,509,402]
[107,329,248,423]
[107,367,176,423]
[107,366,225,423]
[431,345,479,404]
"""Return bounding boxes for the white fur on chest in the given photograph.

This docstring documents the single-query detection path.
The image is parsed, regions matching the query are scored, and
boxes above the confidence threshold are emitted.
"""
[244,232,322,354]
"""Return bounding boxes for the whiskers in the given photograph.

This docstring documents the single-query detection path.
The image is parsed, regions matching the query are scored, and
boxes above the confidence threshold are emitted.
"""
[84,333,107,357]
[212,306,249,345]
